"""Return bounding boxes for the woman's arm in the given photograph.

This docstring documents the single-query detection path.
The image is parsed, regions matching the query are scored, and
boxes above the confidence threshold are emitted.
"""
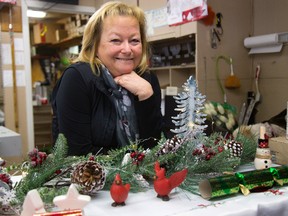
[55,66,94,156]
[134,72,164,149]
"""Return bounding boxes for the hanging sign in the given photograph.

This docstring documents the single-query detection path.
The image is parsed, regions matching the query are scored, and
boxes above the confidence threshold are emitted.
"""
[167,0,208,26]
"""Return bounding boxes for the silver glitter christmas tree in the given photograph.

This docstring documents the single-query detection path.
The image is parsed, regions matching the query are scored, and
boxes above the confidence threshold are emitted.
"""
[171,76,207,139]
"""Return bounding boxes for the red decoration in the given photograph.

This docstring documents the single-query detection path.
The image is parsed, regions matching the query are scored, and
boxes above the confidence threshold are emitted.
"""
[192,144,216,161]
[0,173,12,188]
[33,209,82,216]
[153,161,188,201]
[200,5,215,26]
[28,148,47,167]
[258,140,269,148]
[130,151,145,165]
[110,173,130,207]
[218,146,224,153]
[268,189,283,195]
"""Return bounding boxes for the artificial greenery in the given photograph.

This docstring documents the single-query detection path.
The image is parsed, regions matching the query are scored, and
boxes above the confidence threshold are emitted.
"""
[10,130,256,204]
[9,75,258,206]
[14,134,84,202]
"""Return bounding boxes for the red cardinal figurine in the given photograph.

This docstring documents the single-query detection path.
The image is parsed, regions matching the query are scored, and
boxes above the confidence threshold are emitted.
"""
[110,173,130,207]
[153,161,188,201]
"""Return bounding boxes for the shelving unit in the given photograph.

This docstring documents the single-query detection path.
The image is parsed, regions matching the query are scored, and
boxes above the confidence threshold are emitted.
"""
[149,34,196,89]
[150,64,196,88]
[33,105,52,151]
[51,35,82,50]
[29,13,88,150]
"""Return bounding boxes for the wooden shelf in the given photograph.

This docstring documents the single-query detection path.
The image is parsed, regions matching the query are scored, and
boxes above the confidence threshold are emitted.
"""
[34,120,51,125]
[149,64,196,71]
[52,35,82,49]
[32,35,82,51]
[33,105,53,150]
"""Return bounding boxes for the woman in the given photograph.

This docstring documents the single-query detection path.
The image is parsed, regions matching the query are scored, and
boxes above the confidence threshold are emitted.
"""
[51,1,163,156]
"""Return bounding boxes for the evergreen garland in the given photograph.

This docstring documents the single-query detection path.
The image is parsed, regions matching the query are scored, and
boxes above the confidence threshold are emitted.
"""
[14,134,84,202]
[6,76,257,208]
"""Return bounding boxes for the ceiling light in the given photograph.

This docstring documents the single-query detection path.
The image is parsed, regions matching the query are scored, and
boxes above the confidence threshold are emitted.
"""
[27,10,47,18]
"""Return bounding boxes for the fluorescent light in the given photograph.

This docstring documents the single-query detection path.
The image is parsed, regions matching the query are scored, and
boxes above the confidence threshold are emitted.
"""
[27,10,47,18]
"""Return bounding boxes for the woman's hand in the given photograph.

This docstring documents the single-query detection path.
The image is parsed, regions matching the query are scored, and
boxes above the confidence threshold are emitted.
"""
[114,71,153,101]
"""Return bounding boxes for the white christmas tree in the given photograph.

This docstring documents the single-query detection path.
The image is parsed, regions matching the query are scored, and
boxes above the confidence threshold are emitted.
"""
[171,76,207,139]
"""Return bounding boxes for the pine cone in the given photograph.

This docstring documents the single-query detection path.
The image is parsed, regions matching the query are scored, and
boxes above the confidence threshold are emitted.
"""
[224,140,243,158]
[156,136,183,157]
[71,161,106,195]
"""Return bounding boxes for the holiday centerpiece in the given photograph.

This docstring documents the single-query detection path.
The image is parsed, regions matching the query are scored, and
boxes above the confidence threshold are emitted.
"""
[0,76,266,215]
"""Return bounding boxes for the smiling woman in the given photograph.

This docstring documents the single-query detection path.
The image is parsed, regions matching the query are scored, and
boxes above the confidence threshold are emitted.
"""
[50,1,164,156]
[96,15,143,78]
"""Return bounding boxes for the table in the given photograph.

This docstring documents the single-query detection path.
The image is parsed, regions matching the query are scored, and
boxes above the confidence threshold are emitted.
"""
[83,184,288,216]
[83,164,288,216]
[12,164,288,216]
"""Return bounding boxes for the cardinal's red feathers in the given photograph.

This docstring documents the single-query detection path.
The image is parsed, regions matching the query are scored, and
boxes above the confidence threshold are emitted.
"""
[110,173,130,206]
[153,161,188,201]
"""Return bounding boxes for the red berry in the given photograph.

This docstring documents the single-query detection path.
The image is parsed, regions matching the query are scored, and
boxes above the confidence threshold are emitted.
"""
[31,161,37,167]
[205,154,211,160]
[55,169,62,175]
[130,152,137,158]
[137,154,144,161]
[218,146,224,153]
[30,156,37,161]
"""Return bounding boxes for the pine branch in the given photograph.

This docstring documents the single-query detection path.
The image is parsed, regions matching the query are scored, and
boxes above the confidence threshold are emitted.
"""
[14,134,83,202]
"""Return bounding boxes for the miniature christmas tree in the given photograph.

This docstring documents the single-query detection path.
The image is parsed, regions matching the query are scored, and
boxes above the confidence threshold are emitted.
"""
[171,76,207,139]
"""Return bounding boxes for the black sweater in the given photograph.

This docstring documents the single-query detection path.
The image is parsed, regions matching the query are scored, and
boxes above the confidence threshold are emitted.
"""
[52,62,163,156]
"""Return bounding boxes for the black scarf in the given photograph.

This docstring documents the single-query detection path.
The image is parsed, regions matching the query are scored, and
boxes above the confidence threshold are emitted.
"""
[101,65,139,147]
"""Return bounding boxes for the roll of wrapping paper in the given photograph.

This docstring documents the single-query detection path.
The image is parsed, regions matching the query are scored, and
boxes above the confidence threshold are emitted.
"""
[199,174,240,199]
[271,166,288,186]
[199,166,288,199]
[235,168,274,193]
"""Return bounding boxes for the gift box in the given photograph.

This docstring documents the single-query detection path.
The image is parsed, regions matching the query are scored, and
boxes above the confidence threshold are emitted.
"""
[269,136,288,165]
[33,22,61,44]
[0,126,22,165]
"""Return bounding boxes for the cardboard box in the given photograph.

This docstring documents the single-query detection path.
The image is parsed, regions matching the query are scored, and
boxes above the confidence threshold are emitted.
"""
[33,22,61,44]
[56,29,68,42]
[0,126,22,157]
[269,136,288,165]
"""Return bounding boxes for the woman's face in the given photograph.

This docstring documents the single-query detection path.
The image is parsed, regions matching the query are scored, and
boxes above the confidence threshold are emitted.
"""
[97,15,142,77]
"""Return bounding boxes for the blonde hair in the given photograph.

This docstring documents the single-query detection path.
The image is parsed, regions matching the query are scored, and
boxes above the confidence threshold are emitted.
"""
[74,1,149,75]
